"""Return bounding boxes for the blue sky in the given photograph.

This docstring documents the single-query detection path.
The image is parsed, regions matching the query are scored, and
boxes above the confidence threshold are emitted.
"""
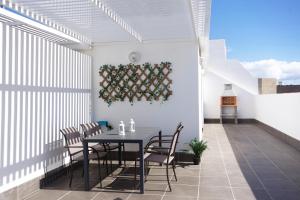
[210,0,300,84]
[210,0,300,62]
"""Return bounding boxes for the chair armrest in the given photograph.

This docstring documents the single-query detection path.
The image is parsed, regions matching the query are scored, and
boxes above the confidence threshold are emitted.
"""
[149,135,173,141]
[144,139,172,151]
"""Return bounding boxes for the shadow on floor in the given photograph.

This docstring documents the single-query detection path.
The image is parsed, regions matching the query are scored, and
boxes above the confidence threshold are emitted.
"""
[222,124,300,200]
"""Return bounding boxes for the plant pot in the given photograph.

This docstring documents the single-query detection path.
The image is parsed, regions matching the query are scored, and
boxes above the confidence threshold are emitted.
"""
[193,156,201,165]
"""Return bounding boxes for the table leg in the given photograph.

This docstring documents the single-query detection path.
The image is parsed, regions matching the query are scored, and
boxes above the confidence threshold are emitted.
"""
[118,142,122,165]
[159,131,162,166]
[83,141,89,191]
[139,141,144,194]
[159,131,162,148]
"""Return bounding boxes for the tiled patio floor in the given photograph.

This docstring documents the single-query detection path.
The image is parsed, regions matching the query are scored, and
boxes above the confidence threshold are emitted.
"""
[23,124,300,200]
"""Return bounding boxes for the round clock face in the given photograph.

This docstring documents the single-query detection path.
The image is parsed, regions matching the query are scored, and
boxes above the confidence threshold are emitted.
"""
[128,51,140,63]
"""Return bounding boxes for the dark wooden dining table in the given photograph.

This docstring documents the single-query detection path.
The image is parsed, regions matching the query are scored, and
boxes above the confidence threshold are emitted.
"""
[83,127,161,194]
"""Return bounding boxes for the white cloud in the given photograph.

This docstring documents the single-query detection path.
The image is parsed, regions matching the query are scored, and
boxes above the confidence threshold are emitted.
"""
[242,59,300,84]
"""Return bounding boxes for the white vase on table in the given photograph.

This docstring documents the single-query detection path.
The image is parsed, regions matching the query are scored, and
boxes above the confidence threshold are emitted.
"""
[129,118,135,133]
[119,121,125,135]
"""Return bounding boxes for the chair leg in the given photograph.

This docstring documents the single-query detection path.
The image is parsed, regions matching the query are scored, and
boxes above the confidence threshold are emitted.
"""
[166,163,172,191]
[69,161,73,187]
[105,156,109,176]
[109,151,113,176]
[97,158,103,188]
[122,143,126,166]
[172,160,177,181]
[144,160,147,182]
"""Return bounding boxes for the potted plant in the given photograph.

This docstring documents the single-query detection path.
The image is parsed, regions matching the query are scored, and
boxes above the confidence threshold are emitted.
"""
[189,138,208,165]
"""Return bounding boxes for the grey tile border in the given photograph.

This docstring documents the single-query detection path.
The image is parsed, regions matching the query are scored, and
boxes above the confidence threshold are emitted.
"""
[255,120,300,152]
[231,188,271,200]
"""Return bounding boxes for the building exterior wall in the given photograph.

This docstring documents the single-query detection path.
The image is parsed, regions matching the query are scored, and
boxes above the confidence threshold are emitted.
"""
[277,85,300,93]
[91,41,201,149]
[203,40,257,120]
[258,78,277,94]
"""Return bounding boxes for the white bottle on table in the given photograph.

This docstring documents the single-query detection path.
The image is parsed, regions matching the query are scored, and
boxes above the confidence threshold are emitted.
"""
[129,118,135,133]
[119,121,125,135]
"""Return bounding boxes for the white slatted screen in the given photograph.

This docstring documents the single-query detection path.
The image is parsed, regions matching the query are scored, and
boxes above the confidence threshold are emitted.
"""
[0,23,92,191]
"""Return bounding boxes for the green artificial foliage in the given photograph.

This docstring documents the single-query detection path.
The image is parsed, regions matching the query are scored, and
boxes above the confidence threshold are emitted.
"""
[99,62,172,106]
[189,138,208,158]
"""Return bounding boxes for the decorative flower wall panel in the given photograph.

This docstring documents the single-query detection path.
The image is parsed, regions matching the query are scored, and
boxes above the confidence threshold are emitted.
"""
[99,62,172,105]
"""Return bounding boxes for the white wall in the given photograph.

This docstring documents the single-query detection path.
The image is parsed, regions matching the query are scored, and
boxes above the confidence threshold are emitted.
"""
[203,39,257,119]
[203,71,256,119]
[0,24,92,193]
[255,93,300,141]
[91,41,201,148]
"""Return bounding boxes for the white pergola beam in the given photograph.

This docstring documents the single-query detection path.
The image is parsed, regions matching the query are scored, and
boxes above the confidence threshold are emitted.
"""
[91,0,143,42]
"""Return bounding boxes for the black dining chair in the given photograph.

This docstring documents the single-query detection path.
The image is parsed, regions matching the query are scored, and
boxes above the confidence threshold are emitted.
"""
[134,123,184,191]
[60,127,108,187]
[80,122,126,173]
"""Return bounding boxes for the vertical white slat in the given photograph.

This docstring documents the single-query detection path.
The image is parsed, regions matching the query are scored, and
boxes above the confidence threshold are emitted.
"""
[45,92,49,148]
[61,47,65,88]
[9,91,14,166]
[71,93,74,126]
[18,31,24,86]
[11,28,16,85]
[31,91,36,159]
[53,43,57,88]
[43,39,47,87]
[0,91,2,185]
[3,91,8,169]
[0,24,3,85]
[62,47,66,88]
[82,55,88,89]
[46,41,50,88]
[49,92,53,145]
[5,26,12,85]
[33,35,37,86]
[27,90,31,174]
[63,93,66,129]
[36,88,40,157]
[18,89,23,164]
[74,52,77,89]
[28,34,32,86]
[66,48,70,88]
[14,29,19,86]
[16,91,20,164]
[58,45,62,88]
[23,32,28,86]
[38,37,43,87]
[53,92,57,152]
[21,91,26,162]
[49,42,53,88]
[40,92,45,155]
[79,52,82,89]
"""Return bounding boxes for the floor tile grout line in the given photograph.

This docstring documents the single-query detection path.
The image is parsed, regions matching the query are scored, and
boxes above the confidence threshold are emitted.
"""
[242,126,300,190]
[56,191,72,200]
[160,171,174,200]
[214,126,236,200]
[22,189,40,200]
[90,192,101,200]
[197,159,202,200]
[226,126,275,200]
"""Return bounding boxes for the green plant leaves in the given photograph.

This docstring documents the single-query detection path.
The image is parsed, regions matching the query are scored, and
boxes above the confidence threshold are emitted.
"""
[189,138,208,158]
[99,62,172,106]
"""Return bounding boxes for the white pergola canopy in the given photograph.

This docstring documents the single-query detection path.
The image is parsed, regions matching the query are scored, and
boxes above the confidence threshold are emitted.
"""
[10,0,211,46]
